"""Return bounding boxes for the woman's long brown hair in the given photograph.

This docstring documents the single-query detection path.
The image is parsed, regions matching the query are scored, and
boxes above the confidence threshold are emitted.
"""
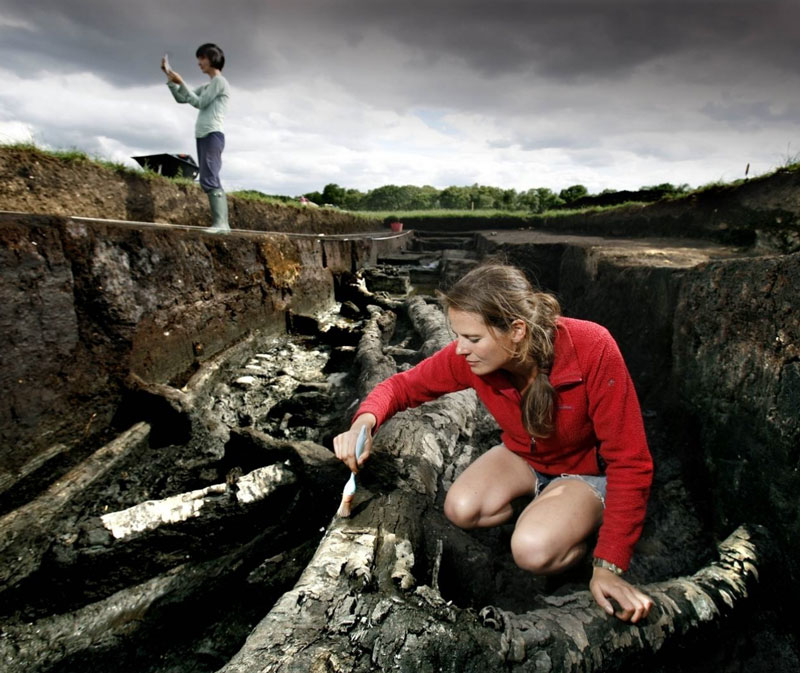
[439,264,561,437]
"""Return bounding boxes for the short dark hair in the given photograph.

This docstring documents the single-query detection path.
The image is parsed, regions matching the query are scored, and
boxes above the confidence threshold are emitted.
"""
[196,43,225,70]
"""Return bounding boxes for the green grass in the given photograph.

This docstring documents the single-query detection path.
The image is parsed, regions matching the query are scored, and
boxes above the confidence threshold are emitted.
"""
[354,201,655,222]
[3,141,45,154]
[97,158,148,177]
[231,190,339,211]
[354,208,533,220]
[51,148,90,162]
[230,189,299,206]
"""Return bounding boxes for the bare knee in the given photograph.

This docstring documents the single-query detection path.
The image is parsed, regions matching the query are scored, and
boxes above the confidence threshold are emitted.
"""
[511,528,583,575]
[510,528,555,573]
[443,491,480,529]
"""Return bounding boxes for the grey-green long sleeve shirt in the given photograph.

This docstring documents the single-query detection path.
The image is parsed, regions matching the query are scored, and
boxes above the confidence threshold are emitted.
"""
[167,74,230,138]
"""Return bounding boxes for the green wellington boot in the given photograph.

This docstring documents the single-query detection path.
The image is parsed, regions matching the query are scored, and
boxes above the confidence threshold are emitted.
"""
[206,189,230,233]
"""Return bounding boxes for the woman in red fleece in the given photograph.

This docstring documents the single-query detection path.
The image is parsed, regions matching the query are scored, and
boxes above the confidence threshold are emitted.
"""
[333,264,654,622]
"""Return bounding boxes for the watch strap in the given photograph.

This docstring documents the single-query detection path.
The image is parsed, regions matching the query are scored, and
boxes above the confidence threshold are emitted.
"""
[592,557,624,575]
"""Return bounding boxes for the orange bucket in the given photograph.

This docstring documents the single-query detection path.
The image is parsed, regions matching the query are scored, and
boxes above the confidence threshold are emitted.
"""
[390,221,404,232]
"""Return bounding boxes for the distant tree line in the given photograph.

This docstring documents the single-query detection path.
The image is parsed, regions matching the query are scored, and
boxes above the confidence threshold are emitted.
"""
[296,181,691,212]
[300,183,569,213]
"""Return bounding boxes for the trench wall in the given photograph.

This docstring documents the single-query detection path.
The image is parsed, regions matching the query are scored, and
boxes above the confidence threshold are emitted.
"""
[673,255,799,539]
[3,200,798,594]
[480,234,800,592]
[0,212,409,478]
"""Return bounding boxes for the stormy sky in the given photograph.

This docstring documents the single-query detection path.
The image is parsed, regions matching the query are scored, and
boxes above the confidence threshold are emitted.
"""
[1,0,799,197]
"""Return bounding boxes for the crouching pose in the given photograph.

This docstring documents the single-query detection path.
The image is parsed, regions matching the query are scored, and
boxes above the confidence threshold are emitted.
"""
[162,43,231,232]
[334,264,654,622]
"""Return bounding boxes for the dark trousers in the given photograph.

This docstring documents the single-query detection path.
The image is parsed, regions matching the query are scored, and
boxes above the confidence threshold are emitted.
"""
[197,131,225,192]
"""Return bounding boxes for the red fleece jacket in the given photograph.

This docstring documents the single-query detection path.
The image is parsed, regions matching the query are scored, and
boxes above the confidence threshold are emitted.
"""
[355,316,653,570]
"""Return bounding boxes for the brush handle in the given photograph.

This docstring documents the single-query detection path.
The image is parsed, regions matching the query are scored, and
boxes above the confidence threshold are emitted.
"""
[342,426,368,497]
[355,424,367,462]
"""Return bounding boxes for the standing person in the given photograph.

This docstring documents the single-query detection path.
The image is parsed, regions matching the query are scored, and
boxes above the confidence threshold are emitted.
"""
[333,264,654,623]
[162,43,231,232]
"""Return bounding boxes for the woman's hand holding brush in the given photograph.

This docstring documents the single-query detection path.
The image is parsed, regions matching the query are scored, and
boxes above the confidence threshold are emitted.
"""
[333,415,375,517]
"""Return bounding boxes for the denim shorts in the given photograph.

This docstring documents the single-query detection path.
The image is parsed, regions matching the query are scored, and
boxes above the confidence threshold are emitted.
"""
[531,468,607,507]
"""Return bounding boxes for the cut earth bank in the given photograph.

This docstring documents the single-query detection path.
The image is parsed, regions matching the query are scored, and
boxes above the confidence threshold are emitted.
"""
[0,146,798,670]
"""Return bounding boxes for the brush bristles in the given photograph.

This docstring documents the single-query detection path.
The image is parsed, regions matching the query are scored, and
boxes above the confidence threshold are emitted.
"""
[337,493,354,518]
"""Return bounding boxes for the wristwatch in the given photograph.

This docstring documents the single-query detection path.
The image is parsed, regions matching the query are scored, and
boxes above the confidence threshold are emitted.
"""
[592,557,624,575]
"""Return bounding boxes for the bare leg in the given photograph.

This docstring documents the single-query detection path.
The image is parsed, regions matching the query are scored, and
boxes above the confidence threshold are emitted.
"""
[510,478,603,575]
[444,445,537,529]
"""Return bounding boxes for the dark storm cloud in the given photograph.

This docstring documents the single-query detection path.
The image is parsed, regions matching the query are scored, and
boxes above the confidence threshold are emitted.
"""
[2,0,799,194]
[327,0,800,88]
[1,2,171,84]
[3,1,799,92]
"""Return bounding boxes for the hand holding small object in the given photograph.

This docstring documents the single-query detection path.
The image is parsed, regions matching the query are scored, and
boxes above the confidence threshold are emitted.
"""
[161,54,182,84]
[333,414,374,473]
[336,425,367,518]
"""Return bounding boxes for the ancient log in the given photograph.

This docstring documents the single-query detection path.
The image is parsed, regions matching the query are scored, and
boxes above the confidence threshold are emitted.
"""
[355,305,398,399]
[97,463,295,540]
[0,513,317,673]
[218,398,483,673]
[216,299,771,673]
[218,519,766,673]
[336,270,403,314]
[30,432,341,608]
[404,294,455,358]
[228,427,345,500]
[56,461,300,588]
[0,432,348,673]
[476,524,768,671]
[0,422,151,593]
[1,558,224,672]
[0,322,365,671]
[0,442,69,497]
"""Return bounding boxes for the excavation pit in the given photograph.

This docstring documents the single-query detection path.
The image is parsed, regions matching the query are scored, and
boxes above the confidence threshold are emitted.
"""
[1,150,799,671]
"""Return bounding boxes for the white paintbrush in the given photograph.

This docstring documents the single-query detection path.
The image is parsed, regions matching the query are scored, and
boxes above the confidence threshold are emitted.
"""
[336,425,367,518]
